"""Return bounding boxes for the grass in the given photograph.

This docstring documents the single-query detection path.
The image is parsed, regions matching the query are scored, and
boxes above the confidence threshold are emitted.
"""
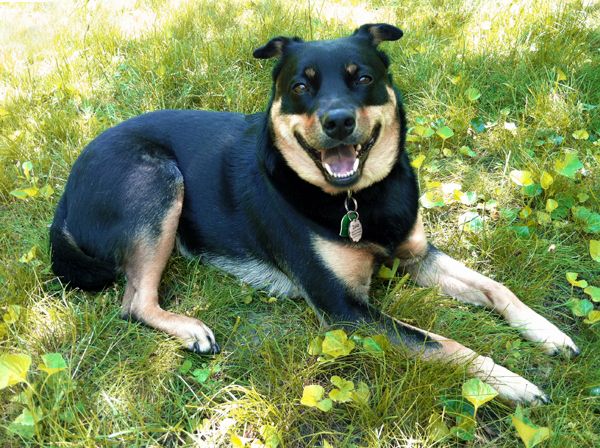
[0,0,599,446]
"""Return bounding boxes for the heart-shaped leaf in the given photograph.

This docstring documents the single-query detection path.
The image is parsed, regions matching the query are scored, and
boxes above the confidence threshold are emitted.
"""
[462,378,498,413]
[38,353,67,376]
[351,381,370,405]
[584,286,600,302]
[572,207,600,233]
[329,376,354,403]
[511,406,551,448]
[540,171,554,190]
[566,298,594,317]
[590,240,600,262]
[420,191,445,209]
[584,310,600,324]
[554,152,583,179]
[566,272,588,288]
[510,170,534,186]
[470,117,486,133]
[8,408,36,439]
[411,153,426,169]
[459,145,477,157]
[572,129,589,140]
[0,353,31,389]
[321,329,355,358]
[546,199,558,213]
[465,87,481,102]
[436,126,454,140]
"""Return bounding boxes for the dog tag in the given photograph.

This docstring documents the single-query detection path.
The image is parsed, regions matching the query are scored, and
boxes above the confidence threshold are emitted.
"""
[340,211,358,238]
[348,217,363,242]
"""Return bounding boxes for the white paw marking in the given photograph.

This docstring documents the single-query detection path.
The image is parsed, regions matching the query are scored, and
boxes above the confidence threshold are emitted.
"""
[472,356,548,405]
[178,319,217,353]
[514,313,579,356]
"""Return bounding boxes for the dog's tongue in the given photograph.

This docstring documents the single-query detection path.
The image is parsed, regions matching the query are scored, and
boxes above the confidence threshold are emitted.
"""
[321,145,356,176]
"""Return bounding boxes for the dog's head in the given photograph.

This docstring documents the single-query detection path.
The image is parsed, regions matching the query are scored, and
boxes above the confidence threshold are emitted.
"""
[255,24,404,194]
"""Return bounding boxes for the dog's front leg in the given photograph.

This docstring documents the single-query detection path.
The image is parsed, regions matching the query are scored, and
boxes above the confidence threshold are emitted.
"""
[306,234,548,405]
[396,216,579,356]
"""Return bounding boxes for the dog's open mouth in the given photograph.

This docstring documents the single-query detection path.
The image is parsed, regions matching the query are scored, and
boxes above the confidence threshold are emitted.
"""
[295,124,381,186]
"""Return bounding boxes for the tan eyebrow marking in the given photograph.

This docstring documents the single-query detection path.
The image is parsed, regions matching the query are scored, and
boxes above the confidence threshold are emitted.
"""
[304,67,316,79]
[346,63,358,75]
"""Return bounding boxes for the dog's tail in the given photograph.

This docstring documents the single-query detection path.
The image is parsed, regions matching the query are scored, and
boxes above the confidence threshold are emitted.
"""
[50,198,117,291]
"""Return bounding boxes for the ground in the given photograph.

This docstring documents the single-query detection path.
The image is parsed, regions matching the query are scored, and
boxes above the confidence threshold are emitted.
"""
[0,0,599,446]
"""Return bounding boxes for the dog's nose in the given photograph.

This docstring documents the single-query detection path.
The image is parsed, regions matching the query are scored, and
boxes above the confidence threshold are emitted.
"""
[321,109,356,140]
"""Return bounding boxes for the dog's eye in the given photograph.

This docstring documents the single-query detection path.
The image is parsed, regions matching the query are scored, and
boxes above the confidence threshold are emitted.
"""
[357,75,373,85]
[292,83,308,94]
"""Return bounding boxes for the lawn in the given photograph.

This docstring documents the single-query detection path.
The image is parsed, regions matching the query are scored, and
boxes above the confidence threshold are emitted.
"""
[0,0,599,446]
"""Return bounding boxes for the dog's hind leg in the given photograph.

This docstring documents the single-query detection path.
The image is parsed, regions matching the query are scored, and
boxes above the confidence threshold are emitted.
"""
[396,217,579,356]
[120,182,219,354]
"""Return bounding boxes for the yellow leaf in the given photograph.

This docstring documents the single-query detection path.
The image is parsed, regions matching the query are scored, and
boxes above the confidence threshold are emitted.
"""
[511,406,551,448]
[0,353,31,389]
[546,199,558,213]
[509,170,534,186]
[556,68,567,82]
[231,433,246,447]
[19,246,38,264]
[584,310,600,324]
[321,329,355,358]
[519,206,532,220]
[540,171,553,190]
[566,272,588,289]
[411,154,426,169]
[572,129,589,140]
[301,385,324,407]
[590,240,600,262]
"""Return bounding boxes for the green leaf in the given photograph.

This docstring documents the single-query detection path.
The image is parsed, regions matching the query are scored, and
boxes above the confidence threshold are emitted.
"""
[458,212,483,233]
[178,359,193,374]
[470,117,486,133]
[540,171,553,190]
[571,207,600,233]
[584,310,600,324]
[260,424,280,448]
[546,199,558,213]
[316,398,333,412]
[459,145,477,157]
[420,191,445,209]
[436,126,454,140]
[308,336,323,355]
[510,170,534,186]
[22,161,33,181]
[465,87,481,102]
[329,376,354,403]
[361,336,384,353]
[566,272,588,288]
[458,191,478,205]
[351,381,370,405]
[3,305,22,324]
[39,184,55,198]
[10,189,30,200]
[572,129,589,140]
[427,413,450,441]
[521,183,542,197]
[377,258,400,279]
[511,405,551,448]
[191,368,211,383]
[509,225,531,237]
[461,378,498,413]
[321,329,355,358]
[0,353,31,389]
[8,408,36,439]
[554,152,583,179]
[566,298,594,317]
[38,353,67,376]
[590,240,600,262]
[577,193,589,203]
[413,125,435,138]
[584,286,600,302]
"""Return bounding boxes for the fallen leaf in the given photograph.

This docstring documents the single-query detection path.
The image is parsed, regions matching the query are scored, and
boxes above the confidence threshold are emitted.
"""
[321,329,355,358]
[462,378,498,413]
[0,353,31,389]
[511,406,551,448]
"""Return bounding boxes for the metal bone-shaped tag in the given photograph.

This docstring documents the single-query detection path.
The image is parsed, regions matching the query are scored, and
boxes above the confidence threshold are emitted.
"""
[348,217,363,242]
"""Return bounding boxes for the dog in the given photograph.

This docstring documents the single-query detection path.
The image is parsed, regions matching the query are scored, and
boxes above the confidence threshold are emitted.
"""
[50,23,579,405]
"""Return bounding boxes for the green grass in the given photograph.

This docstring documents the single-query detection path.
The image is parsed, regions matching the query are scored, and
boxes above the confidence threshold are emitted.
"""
[1,0,599,446]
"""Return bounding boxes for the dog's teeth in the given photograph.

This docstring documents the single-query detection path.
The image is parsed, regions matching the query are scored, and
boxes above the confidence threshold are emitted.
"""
[323,164,334,176]
[356,144,362,153]
[353,158,359,171]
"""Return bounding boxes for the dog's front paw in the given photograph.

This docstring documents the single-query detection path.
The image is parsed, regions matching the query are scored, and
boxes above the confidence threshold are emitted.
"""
[180,319,220,354]
[472,356,549,406]
[516,314,579,357]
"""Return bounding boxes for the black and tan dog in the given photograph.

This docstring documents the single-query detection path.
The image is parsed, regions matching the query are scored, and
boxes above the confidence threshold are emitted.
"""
[50,24,579,404]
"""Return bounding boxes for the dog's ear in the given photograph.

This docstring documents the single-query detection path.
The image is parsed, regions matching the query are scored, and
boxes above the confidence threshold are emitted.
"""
[353,23,403,46]
[253,36,303,59]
